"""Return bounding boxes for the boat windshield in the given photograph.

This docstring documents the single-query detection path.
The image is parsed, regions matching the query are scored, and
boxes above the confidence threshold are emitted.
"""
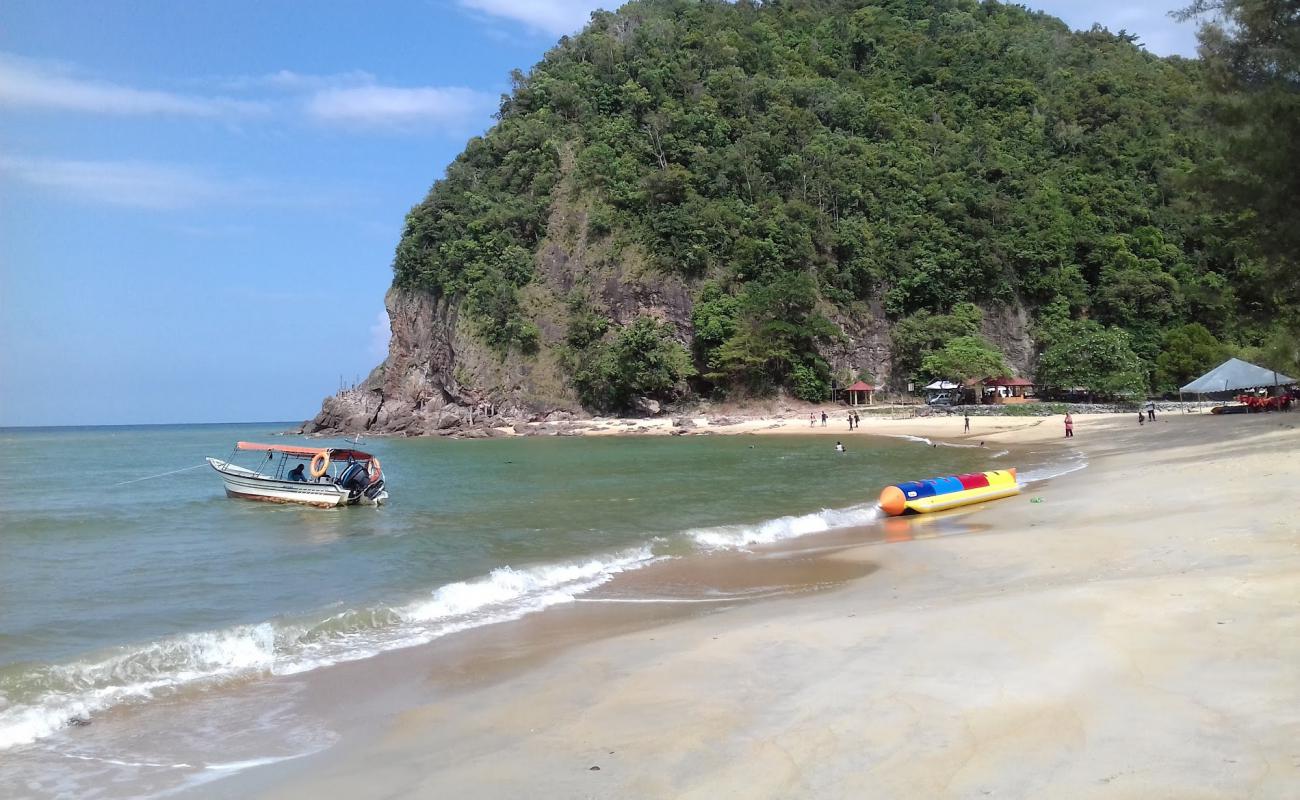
[227,442,376,482]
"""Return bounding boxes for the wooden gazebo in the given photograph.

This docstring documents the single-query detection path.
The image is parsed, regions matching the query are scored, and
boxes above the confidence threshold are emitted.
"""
[846,380,875,406]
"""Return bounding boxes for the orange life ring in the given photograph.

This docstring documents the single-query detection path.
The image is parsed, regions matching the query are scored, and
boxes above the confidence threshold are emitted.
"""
[310,451,330,478]
[367,457,383,481]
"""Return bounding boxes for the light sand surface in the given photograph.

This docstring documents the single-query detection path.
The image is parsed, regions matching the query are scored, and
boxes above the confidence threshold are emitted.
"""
[538,406,1135,447]
[252,413,1299,799]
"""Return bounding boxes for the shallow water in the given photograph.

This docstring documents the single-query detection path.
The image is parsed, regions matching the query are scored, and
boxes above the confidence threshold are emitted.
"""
[0,422,1001,791]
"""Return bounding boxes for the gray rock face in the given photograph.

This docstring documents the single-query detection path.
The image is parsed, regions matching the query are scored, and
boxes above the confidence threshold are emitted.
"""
[304,167,1038,436]
[306,288,1041,436]
[632,397,662,417]
[307,287,557,436]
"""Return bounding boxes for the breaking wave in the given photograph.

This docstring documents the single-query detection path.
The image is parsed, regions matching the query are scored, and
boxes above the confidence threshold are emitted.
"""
[688,503,881,549]
[0,546,658,751]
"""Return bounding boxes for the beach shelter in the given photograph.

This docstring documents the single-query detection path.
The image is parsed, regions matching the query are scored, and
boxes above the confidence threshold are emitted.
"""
[846,380,874,406]
[984,376,1036,404]
[1179,358,1297,396]
[922,379,960,403]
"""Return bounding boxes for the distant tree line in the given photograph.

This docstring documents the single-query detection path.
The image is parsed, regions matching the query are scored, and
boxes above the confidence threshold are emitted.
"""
[391,0,1298,410]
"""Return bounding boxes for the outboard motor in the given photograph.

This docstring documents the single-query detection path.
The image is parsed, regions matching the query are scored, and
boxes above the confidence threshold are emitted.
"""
[337,461,370,500]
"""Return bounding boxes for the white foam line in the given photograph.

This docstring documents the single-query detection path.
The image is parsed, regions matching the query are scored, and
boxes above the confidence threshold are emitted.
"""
[1018,456,1089,484]
[61,752,193,769]
[687,503,881,550]
[0,546,662,752]
[203,754,304,772]
[885,433,993,450]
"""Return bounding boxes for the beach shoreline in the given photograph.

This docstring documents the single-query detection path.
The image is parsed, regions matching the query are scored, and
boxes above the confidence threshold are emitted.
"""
[216,411,1300,799]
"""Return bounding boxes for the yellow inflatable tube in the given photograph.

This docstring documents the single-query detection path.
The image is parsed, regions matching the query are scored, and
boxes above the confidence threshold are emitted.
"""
[879,468,1019,516]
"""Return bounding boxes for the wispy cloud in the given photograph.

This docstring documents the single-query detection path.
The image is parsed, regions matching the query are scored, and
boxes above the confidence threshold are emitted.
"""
[0,53,266,117]
[2,52,496,136]
[305,84,496,133]
[457,0,609,36]
[0,155,270,210]
[216,69,376,92]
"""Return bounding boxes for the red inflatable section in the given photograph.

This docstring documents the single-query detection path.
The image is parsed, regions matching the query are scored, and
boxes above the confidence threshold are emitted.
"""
[956,473,990,490]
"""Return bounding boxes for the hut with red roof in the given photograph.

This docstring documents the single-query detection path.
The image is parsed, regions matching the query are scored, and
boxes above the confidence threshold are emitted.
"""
[846,380,875,406]
[983,376,1036,404]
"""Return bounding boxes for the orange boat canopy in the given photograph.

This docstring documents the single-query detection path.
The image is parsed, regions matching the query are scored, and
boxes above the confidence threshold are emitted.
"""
[236,442,376,461]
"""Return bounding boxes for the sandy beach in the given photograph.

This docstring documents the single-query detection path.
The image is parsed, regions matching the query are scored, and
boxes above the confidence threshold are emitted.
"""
[521,404,1133,447]
[210,409,1300,799]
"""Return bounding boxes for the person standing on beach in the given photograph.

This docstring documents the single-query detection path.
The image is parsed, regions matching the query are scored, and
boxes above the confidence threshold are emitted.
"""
[964,412,970,433]
[1146,399,1156,422]
[847,413,854,430]
[853,411,860,428]
[1064,412,1074,438]
[809,413,815,428]
[821,411,827,427]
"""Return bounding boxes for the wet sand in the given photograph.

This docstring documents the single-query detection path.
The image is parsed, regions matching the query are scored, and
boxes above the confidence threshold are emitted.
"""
[221,411,1300,799]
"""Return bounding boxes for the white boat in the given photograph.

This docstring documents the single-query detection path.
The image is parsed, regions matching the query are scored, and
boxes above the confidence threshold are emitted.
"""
[207,442,388,508]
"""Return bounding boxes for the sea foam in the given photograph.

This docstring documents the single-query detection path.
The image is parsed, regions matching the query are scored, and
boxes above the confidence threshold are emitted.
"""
[688,503,880,549]
[0,546,659,751]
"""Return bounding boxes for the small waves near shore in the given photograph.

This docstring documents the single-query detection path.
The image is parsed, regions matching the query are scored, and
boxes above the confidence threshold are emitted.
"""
[3,422,1062,797]
[0,497,899,753]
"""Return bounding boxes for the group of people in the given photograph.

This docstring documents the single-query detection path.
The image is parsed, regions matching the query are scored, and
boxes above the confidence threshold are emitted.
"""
[809,409,864,434]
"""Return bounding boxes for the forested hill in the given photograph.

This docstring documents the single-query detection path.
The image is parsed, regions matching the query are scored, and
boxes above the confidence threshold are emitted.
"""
[379,0,1286,417]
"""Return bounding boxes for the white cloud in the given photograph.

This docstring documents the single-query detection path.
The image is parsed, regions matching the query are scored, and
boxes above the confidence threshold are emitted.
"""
[457,0,609,36]
[217,69,376,92]
[0,53,266,117]
[0,155,265,209]
[305,84,496,133]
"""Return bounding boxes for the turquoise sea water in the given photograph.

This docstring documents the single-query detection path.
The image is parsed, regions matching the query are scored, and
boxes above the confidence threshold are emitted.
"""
[0,422,999,756]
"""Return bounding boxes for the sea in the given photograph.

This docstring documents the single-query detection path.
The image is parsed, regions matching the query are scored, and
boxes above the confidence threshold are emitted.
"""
[0,422,1060,797]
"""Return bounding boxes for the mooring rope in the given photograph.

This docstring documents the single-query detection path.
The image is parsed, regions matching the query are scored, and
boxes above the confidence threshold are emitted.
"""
[110,463,207,487]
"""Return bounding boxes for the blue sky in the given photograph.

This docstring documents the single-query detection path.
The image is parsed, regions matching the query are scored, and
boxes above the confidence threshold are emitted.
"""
[0,1,1200,426]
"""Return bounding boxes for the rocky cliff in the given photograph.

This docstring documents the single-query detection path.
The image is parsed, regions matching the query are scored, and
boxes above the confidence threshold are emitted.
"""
[306,0,1250,434]
[305,281,1033,436]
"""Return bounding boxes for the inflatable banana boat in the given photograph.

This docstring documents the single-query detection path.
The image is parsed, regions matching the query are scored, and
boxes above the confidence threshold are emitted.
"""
[879,469,1019,516]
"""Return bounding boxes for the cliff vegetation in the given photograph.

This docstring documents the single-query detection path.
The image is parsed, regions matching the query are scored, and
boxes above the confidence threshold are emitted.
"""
[314,0,1298,432]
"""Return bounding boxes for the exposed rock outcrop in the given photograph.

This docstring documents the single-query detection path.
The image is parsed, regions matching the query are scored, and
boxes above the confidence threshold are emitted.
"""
[307,287,576,436]
[306,284,1037,436]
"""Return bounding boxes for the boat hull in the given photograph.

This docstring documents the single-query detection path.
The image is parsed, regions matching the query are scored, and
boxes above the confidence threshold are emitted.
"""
[207,458,385,508]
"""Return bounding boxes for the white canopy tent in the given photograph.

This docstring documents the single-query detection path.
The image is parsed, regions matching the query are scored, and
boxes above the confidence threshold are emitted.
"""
[923,380,960,390]
[1179,358,1296,395]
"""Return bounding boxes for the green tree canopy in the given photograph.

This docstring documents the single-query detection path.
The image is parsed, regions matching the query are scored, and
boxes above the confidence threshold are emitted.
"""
[570,317,694,412]
[1036,321,1147,397]
[1155,323,1229,391]
[1177,1,1300,276]
[891,303,984,384]
[378,0,1296,408]
[920,336,1010,383]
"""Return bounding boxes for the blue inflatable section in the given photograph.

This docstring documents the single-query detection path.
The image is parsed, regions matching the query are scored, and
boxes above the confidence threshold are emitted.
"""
[894,480,935,500]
